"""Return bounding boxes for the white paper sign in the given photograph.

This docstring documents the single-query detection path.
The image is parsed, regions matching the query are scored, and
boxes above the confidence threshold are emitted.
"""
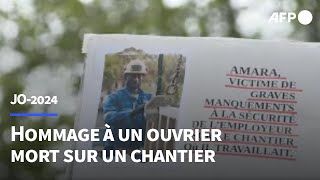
[73,34,320,179]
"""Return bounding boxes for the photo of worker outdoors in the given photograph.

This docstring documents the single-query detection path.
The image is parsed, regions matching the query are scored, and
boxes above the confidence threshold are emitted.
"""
[93,47,186,157]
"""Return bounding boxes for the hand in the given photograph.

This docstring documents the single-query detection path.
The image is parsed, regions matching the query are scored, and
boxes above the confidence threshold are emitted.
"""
[145,95,172,109]
[131,104,145,116]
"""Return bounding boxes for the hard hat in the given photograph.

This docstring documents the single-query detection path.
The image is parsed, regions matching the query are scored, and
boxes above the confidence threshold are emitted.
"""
[124,59,147,75]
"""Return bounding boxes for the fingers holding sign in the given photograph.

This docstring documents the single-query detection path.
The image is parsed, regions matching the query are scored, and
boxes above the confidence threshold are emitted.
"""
[145,95,173,109]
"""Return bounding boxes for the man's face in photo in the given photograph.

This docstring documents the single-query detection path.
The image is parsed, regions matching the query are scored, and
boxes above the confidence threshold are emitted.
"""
[126,73,143,90]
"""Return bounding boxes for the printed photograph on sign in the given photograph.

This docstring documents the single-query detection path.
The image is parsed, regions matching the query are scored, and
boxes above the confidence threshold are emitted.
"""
[93,47,186,157]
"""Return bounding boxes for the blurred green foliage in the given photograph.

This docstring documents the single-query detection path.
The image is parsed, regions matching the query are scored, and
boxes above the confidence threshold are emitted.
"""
[0,0,319,180]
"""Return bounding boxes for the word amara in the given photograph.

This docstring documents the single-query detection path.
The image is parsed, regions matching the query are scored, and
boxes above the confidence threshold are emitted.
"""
[229,66,279,77]
[11,149,216,163]
[11,126,222,142]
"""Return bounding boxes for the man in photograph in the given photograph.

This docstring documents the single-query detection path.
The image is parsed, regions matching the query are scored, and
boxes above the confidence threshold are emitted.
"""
[103,59,152,154]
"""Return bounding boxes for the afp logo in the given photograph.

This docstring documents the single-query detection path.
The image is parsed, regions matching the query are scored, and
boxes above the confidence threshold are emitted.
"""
[269,10,313,25]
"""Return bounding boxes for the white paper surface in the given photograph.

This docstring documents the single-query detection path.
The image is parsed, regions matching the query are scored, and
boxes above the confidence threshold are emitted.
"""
[74,34,320,179]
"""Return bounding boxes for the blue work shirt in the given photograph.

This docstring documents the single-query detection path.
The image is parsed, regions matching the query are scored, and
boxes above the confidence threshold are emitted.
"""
[103,88,152,150]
